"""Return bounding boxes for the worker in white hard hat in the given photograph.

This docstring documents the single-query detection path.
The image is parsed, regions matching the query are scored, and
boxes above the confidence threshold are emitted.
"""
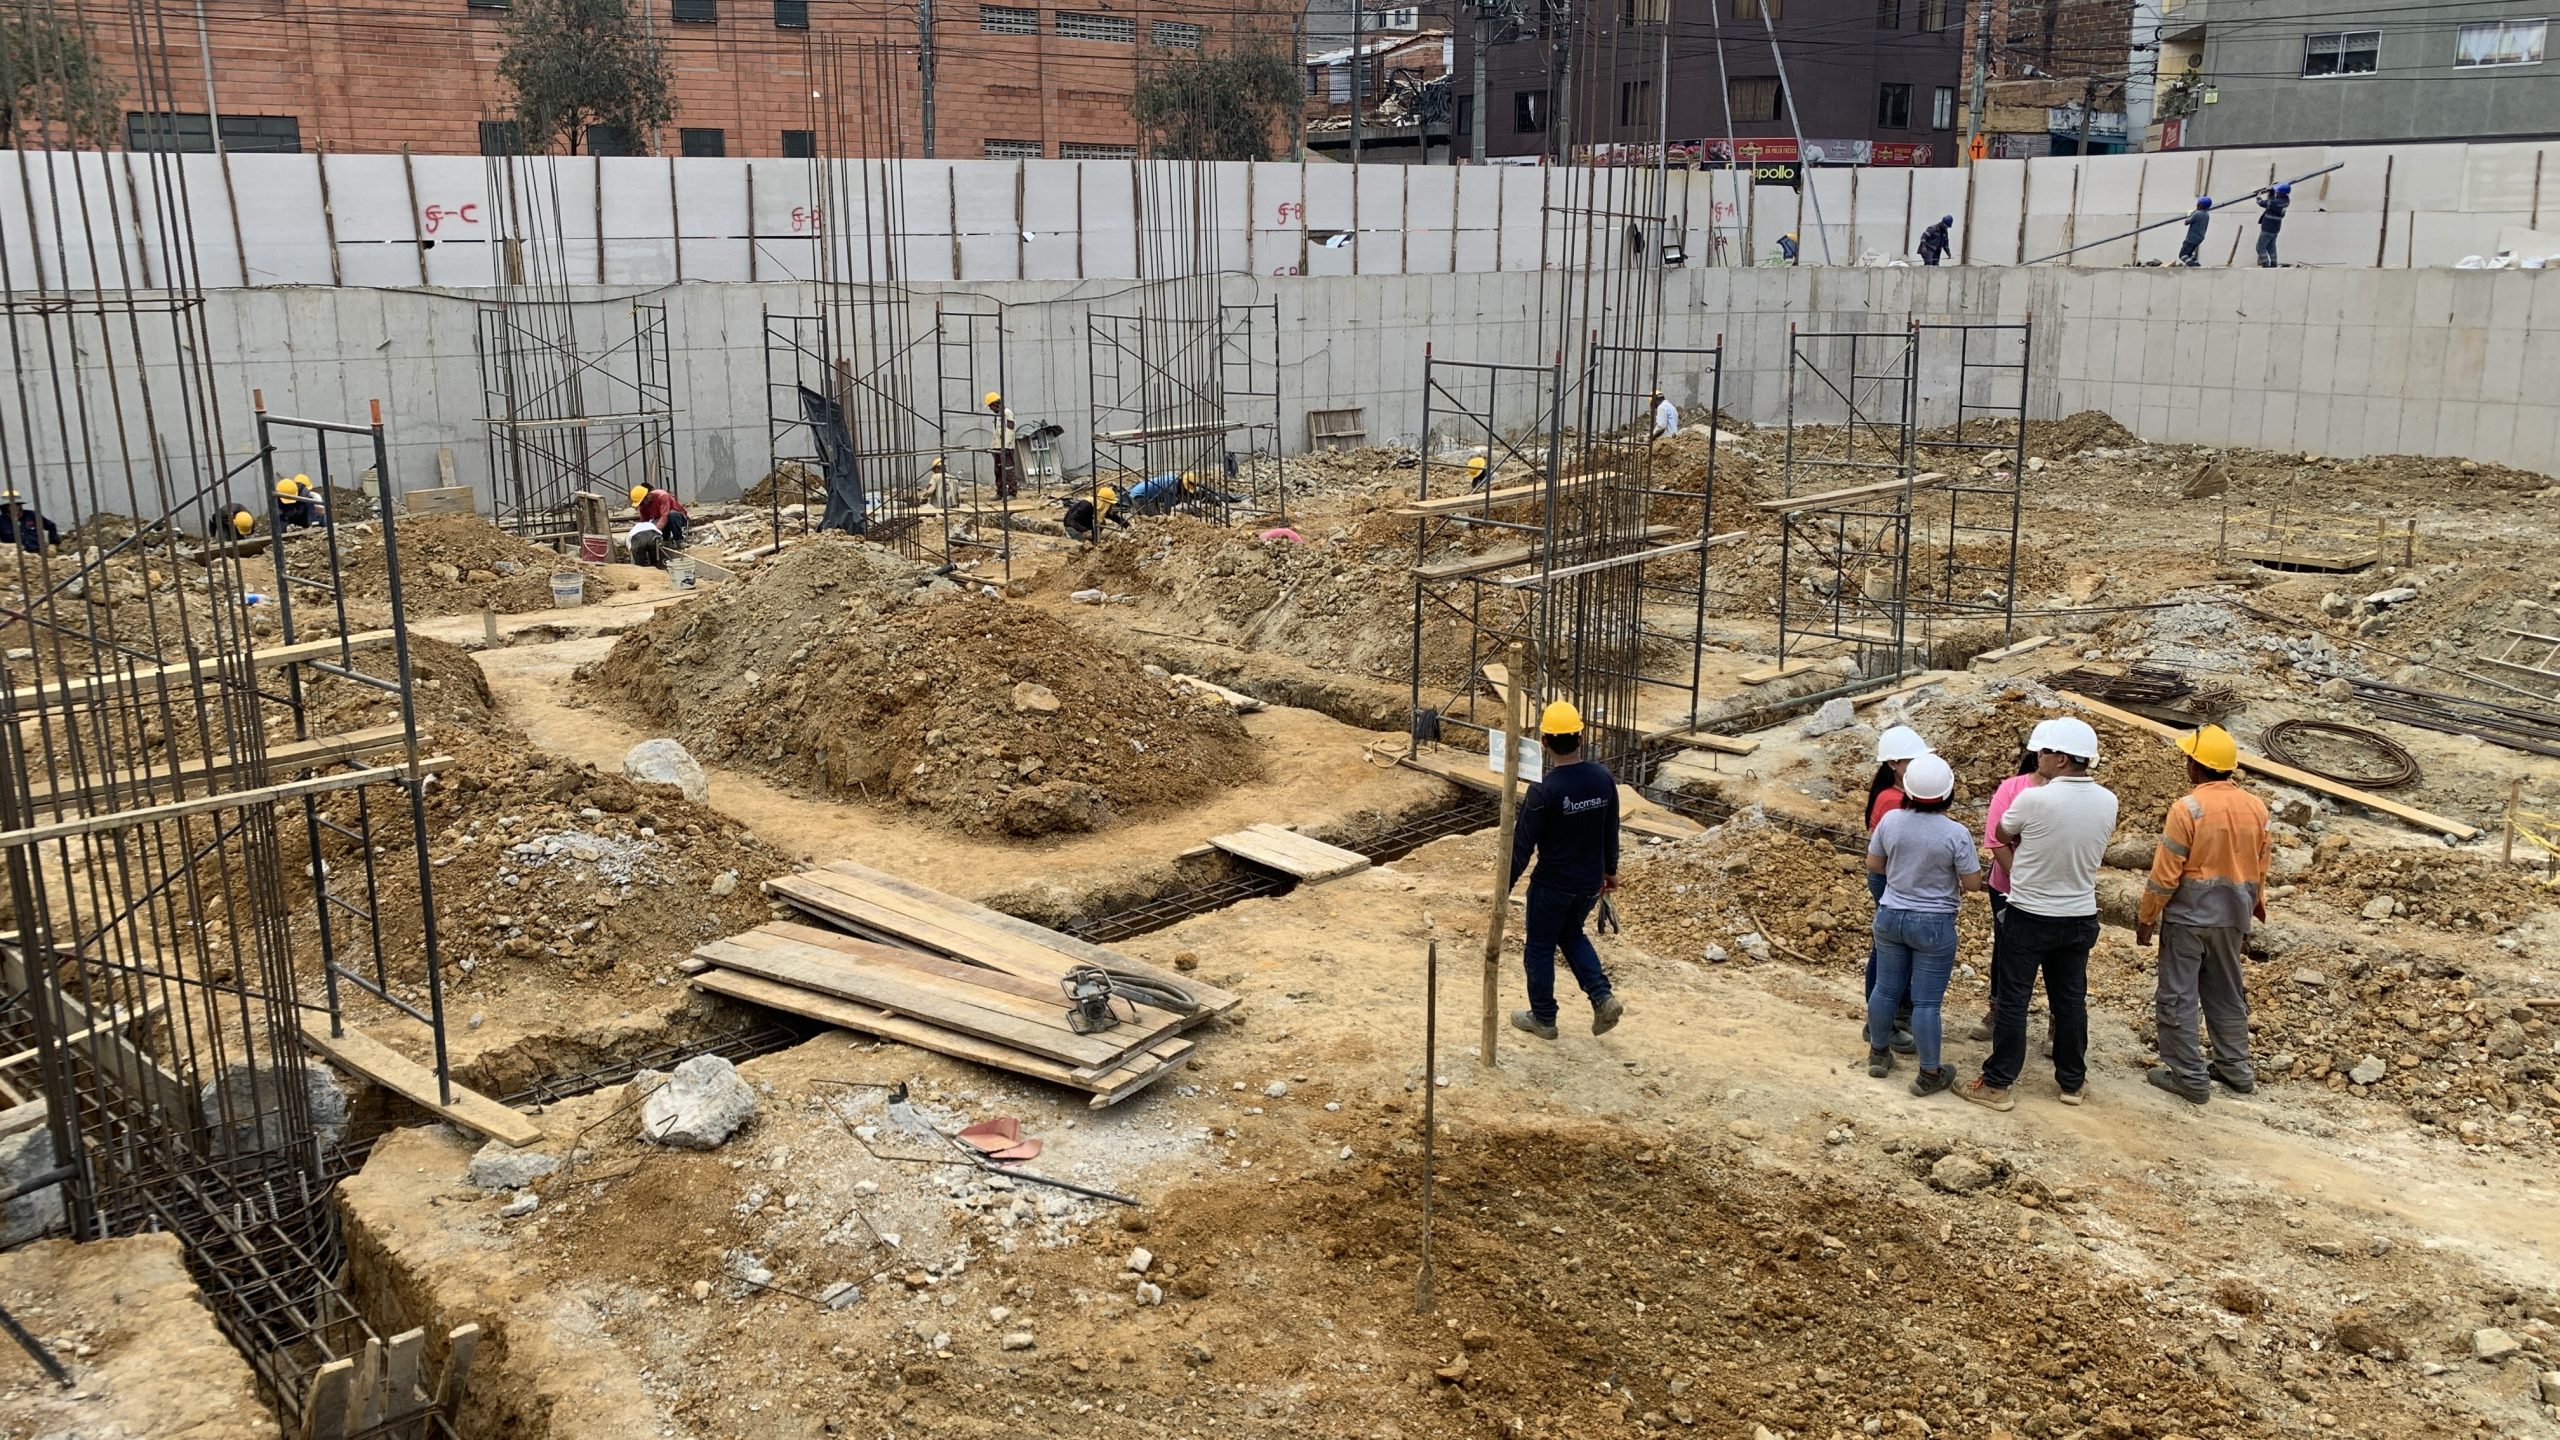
[1,487,57,553]
[1649,388,1678,439]
[1864,752,1978,1096]
[1505,699,1625,1042]
[985,391,1026,500]
[1861,723,1935,1056]
[1960,715,2117,1112]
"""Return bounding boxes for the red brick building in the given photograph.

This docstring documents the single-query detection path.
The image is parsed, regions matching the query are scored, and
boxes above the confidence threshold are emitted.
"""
[1957,0,2139,157]
[74,0,1294,159]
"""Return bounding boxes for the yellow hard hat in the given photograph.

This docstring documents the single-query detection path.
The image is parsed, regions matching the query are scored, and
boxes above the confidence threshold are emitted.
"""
[983,391,1003,407]
[930,457,945,470]
[231,509,254,536]
[293,472,313,494]
[1096,485,1119,505]
[275,478,299,499]
[1466,457,1487,472]
[1180,471,1196,485]
[1539,700,1583,737]
[0,489,18,501]
[628,485,649,506]
[2176,723,2239,773]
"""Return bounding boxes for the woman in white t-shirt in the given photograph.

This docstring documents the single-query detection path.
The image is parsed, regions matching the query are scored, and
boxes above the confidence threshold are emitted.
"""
[1864,754,1983,1096]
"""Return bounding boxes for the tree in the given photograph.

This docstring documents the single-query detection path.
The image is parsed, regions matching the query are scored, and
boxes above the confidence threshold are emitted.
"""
[0,1,121,149]
[1129,42,1300,162]
[497,0,675,156]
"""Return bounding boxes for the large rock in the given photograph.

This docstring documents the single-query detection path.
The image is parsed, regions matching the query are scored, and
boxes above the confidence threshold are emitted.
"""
[199,1061,350,1155]
[623,738,709,803]
[2330,1307,2398,1358]
[640,1054,758,1150]
[466,1140,561,1191]
[1798,697,1857,738]
[1927,1152,2000,1195]
[2348,1055,2389,1085]
[0,1105,62,1246]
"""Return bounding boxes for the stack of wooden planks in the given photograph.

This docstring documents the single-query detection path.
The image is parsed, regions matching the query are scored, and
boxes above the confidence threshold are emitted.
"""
[691,859,1237,1107]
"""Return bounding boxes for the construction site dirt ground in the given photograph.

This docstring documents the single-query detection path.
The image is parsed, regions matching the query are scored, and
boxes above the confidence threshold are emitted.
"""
[313,412,2560,1439]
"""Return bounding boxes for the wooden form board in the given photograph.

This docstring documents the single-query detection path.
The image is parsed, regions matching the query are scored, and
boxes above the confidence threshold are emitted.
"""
[692,969,1191,1107]
[19,724,413,813]
[22,630,399,712]
[1411,526,1678,582]
[1968,635,2053,667]
[1753,471,1950,513]
[1,756,451,850]
[1393,471,1614,519]
[1395,749,1706,841]
[1647,730,1761,756]
[768,859,1238,1013]
[1209,823,1371,882]
[696,925,1189,1070]
[1739,659,1819,686]
[2226,545,2376,573]
[2057,691,2482,840]
[399,487,476,516]
[301,1025,543,1147]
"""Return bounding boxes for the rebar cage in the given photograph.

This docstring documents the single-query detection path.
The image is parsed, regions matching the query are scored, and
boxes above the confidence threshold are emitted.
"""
[476,298,680,543]
[1084,292,1287,528]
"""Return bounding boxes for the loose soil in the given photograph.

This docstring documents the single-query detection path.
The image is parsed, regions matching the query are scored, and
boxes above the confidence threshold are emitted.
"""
[332,513,595,616]
[0,1233,278,1439]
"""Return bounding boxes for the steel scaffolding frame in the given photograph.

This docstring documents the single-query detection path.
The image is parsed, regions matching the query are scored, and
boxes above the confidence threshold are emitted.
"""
[1083,293,1286,528]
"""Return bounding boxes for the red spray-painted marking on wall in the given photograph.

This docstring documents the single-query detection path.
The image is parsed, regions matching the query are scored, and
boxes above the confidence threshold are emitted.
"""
[420,203,480,235]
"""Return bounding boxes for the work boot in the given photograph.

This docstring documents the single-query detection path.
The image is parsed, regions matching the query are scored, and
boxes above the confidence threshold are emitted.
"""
[1910,1066,1955,1098]
[1867,1046,1894,1079]
[1510,1010,1558,1041]
[2208,1063,2256,1095]
[1966,1013,1993,1043]
[1890,1027,1918,1055]
[1591,995,1625,1035]
[1956,1077,2014,1112]
[2056,1086,2085,1107]
[2146,1066,2209,1105]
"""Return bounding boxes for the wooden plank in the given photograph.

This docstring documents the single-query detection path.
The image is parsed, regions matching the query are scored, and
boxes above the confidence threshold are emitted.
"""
[19,724,413,814]
[696,938,1165,1068]
[2057,690,2482,840]
[1753,470,1951,513]
[20,631,402,713]
[348,1339,384,1432]
[1,757,452,850]
[2227,546,2376,572]
[1412,525,1678,582]
[0,1004,156,1071]
[1493,532,1743,588]
[0,944,197,1126]
[1649,730,1760,756]
[1393,471,1613,519]
[691,970,1188,1107]
[714,923,1194,1034]
[435,1324,481,1416]
[301,1026,543,1147]
[399,486,475,516]
[380,1328,427,1425]
[1968,634,2054,666]
[301,1357,356,1440]
[1210,824,1370,882]
[1394,750,1705,841]
[1739,659,1818,686]
[797,859,1239,1011]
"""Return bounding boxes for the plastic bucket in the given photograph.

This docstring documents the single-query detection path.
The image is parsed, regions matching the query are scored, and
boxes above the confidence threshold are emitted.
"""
[666,553,697,590]
[579,533,610,563]
[549,573,584,608]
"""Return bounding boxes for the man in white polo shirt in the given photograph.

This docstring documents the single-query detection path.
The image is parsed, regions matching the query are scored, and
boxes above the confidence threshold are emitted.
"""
[1961,716,2118,1111]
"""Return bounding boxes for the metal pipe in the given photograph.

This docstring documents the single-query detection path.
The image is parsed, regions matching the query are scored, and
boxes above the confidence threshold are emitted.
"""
[2021,163,2342,266]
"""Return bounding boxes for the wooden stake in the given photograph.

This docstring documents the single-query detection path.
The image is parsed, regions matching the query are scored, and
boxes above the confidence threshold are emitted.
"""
[1416,938,1438,1315]
[1482,641,1528,1067]
[2506,778,2522,865]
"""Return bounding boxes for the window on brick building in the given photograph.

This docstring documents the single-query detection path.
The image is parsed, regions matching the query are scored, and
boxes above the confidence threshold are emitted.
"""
[1919,0,1948,29]
[1620,0,1666,24]
[126,111,301,153]
[1514,88,1546,132]
[980,4,1036,32]
[1153,20,1203,48]
[1619,77,1652,126]
[1456,94,1472,135]
[2302,30,2380,76]
[1877,82,1911,128]
[587,124,637,155]
[781,129,816,157]
[1727,75,1781,121]
[1876,0,1899,27]
[986,138,1043,158]
[478,120,524,155]
[1060,141,1137,159]
[774,0,807,26]
[681,127,726,156]
[1733,0,1779,19]
[466,0,509,10]
[1932,84,1955,128]
[672,0,716,21]
[1055,11,1136,42]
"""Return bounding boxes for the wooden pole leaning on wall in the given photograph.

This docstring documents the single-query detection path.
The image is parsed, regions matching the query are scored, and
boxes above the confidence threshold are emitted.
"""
[1481,641,1527,1068]
[1416,937,1439,1315]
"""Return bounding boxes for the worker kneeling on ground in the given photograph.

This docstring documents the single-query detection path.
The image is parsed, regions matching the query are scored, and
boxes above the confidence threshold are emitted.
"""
[1062,485,1126,542]
[2136,724,2271,1105]
[276,474,320,530]
[627,516,666,568]
[630,484,689,548]
[1506,700,1626,1041]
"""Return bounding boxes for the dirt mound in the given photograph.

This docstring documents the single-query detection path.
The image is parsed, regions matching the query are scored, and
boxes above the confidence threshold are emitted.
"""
[2034,409,2142,455]
[333,514,589,617]
[591,533,1256,835]
[738,461,825,508]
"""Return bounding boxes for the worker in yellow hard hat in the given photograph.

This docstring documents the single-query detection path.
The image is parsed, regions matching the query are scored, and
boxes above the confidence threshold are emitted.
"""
[986,392,1023,500]
[1502,694,1625,1042]
[1061,483,1126,542]
[1777,232,1801,264]
[629,482,689,549]
[1464,456,1490,489]
[276,474,319,530]
[214,503,256,540]
[2136,722,2271,1106]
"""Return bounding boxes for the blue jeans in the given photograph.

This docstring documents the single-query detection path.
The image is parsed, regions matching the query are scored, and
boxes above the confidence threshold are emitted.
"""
[1522,884,1611,1023]
[1861,871,1912,1031]
[2256,229,2279,266]
[1868,905,1958,1071]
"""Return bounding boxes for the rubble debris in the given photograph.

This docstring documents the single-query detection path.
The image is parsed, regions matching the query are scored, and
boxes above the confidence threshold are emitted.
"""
[467,1141,561,1191]
[640,1054,760,1149]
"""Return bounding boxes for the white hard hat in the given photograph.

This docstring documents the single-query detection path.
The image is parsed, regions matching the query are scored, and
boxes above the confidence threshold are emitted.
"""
[1877,725,1932,763]
[2030,716,2100,764]
[1902,754,1956,802]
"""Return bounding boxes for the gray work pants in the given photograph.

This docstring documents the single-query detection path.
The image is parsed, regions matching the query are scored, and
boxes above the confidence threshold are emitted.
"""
[2156,922,2252,1090]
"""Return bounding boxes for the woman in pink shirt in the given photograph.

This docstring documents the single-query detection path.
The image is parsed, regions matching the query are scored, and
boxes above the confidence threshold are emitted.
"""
[1972,743,2042,1041]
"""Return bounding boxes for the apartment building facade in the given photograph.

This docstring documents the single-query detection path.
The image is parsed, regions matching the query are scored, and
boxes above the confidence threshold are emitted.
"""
[2176,0,2559,148]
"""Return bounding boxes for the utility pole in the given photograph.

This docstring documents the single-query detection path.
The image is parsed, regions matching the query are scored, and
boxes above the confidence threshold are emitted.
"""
[2074,73,2097,155]
[1963,0,1992,165]
[1552,0,1573,162]
[1471,0,1490,163]
[918,0,937,158]
[1350,4,1363,166]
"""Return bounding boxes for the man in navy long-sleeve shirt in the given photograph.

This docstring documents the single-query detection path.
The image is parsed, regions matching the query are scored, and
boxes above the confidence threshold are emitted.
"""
[2177,197,2213,266]
[1504,699,1626,1039]
[2255,184,2289,268]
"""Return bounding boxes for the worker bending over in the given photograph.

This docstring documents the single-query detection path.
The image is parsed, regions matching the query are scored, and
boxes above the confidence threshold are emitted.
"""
[2177,197,2213,266]
[1650,389,1678,438]
[627,517,666,568]
[276,474,322,530]
[2136,725,2271,1105]
[1506,701,1626,1041]
[1918,215,1953,266]
[1062,485,1126,542]
[629,485,689,548]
